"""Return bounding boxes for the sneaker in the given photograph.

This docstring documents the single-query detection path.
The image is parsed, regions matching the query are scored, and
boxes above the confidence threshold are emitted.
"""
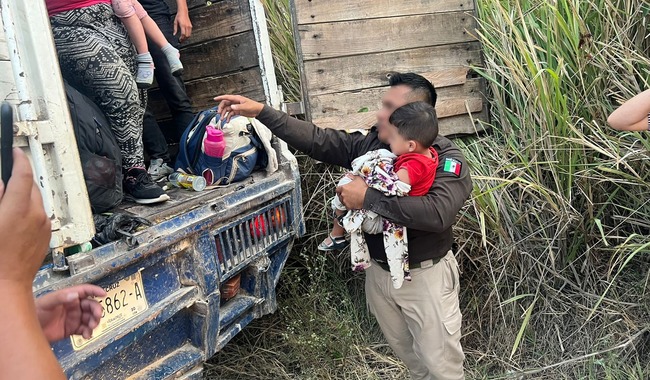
[148,158,175,182]
[124,167,170,204]
[135,62,154,89]
[169,60,184,77]
[161,44,184,76]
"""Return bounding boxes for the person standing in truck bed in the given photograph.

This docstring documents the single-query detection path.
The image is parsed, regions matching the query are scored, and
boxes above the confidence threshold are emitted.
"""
[44,0,169,205]
[139,0,196,182]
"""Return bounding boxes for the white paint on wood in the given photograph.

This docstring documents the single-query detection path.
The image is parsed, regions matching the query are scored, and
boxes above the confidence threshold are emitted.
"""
[2,0,95,247]
[249,0,280,108]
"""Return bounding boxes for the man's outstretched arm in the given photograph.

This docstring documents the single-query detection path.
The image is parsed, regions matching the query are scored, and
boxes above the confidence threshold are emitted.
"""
[214,95,378,169]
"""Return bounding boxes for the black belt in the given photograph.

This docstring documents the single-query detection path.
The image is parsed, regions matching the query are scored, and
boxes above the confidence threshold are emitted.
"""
[374,256,442,272]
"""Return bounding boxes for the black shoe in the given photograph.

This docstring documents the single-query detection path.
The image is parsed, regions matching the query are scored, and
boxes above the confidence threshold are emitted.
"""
[124,167,170,205]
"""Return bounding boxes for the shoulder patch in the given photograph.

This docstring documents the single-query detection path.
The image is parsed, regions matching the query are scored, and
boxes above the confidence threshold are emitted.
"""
[442,157,462,177]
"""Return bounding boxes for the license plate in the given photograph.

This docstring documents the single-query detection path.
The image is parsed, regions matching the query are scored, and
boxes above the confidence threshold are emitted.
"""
[71,271,148,350]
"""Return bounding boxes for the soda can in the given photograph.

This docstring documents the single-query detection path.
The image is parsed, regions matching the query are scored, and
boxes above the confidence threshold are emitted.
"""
[168,172,207,192]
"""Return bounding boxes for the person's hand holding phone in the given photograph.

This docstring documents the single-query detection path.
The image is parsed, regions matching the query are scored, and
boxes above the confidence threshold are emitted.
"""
[1,102,14,185]
[0,148,51,291]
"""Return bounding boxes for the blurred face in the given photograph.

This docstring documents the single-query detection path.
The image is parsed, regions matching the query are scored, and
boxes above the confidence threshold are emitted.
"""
[376,85,413,143]
[386,124,414,156]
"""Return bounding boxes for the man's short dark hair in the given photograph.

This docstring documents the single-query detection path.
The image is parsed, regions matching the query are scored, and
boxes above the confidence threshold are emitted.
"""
[389,101,439,147]
[388,72,438,107]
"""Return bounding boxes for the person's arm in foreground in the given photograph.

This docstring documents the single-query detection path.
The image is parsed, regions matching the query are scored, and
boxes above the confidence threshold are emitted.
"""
[174,0,193,42]
[608,89,650,131]
[0,148,64,380]
[214,95,373,169]
[337,138,472,232]
[36,284,106,343]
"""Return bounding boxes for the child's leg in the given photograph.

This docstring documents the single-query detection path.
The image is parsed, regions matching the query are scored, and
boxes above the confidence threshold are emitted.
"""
[140,15,170,50]
[318,206,348,251]
[318,190,350,251]
[119,14,148,54]
[140,15,184,76]
[331,208,346,237]
[120,15,154,88]
[330,174,354,238]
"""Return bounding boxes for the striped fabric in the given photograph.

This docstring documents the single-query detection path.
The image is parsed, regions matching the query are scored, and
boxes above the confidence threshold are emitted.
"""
[50,3,146,169]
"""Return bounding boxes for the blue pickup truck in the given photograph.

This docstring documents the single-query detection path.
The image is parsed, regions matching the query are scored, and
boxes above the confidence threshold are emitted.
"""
[1,0,304,377]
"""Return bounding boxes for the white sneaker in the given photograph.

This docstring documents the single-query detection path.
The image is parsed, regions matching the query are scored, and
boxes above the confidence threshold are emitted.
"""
[148,158,175,182]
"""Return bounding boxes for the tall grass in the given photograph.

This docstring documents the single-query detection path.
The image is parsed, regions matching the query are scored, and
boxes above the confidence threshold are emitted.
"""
[261,0,301,103]
[207,0,650,378]
[458,0,650,376]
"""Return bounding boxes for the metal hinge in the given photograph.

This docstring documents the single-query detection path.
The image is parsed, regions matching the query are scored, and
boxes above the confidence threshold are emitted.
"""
[281,101,305,116]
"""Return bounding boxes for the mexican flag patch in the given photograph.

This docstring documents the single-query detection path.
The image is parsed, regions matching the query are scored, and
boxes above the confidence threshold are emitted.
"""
[443,158,462,177]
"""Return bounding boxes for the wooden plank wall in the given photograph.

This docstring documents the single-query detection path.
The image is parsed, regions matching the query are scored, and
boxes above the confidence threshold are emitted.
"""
[150,0,265,123]
[292,0,487,136]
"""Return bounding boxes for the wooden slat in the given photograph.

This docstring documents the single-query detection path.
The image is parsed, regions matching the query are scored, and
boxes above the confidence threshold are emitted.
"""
[309,78,483,117]
[148,68,265,119]
[312,96,483,129]
[180,31,258,82]
[313,111,484,137]
[295,0,474,25]
[299,12,477,60]
[312,112,377,131]
[166,0,214,14]
[438,113,485,136]
[181,0,253,47]
[304,42,482,96]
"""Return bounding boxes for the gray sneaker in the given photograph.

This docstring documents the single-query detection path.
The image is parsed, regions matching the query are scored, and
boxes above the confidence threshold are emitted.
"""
[148,158,175,182]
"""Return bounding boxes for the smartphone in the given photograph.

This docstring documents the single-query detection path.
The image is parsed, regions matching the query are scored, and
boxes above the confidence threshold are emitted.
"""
[1,102,14,185]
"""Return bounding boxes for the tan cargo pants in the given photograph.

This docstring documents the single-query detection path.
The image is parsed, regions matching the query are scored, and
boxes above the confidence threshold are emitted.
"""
[366,250,465,380]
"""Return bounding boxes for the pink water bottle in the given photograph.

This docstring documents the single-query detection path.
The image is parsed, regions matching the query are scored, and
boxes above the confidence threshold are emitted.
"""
[204,126,226,158]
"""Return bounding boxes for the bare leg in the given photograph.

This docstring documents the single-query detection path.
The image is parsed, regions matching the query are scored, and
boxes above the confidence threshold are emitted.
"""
[118,15,154,87]
[120,14,149,54]
[140,15,169,49]
[141,15,184,75]
[318,209,348,251]
[331,209,346,238]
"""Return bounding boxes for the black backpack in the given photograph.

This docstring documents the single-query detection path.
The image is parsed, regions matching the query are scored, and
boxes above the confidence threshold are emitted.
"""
[64,82,123,213]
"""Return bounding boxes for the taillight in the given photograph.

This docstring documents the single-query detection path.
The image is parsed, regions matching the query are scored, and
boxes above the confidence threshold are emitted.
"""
[249,206,287,239]
[249,214,267,238]
[270,207,286,228]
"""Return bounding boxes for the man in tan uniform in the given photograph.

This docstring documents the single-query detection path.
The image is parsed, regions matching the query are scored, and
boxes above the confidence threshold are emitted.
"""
[215,72,470,380]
